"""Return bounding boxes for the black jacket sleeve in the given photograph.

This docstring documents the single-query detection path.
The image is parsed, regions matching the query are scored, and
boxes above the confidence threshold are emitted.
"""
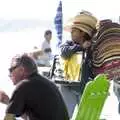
[6,81,27,117]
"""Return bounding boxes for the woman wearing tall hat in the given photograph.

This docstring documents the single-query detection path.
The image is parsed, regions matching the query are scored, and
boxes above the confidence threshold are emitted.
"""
[60,11,98,118]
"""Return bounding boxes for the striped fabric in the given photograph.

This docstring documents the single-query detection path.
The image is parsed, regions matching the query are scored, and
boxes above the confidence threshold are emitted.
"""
[92,21,120,80]
[54,0,63,47]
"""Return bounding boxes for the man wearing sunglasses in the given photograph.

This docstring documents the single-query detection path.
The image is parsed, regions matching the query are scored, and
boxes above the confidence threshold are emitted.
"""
[0,54,69,120]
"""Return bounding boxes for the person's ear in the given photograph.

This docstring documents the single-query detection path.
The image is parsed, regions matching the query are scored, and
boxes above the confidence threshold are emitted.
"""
[19,66,25,74]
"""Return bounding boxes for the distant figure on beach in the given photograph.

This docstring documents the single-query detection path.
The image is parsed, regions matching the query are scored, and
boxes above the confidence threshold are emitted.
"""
[0,54,69,120]
[31,30,53,67]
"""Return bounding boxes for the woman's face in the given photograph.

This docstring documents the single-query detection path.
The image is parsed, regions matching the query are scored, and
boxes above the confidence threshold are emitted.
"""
[71,28,85,45]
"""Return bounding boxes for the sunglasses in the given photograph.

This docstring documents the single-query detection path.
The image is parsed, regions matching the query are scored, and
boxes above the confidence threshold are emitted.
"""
[9,56,23,73]
[9,65,19,73]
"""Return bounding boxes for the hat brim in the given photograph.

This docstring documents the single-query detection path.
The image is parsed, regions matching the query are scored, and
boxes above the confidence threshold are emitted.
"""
[64,24,93,37]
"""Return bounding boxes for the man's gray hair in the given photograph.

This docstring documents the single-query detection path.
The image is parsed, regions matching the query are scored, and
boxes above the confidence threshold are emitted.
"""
[13,54,38,75]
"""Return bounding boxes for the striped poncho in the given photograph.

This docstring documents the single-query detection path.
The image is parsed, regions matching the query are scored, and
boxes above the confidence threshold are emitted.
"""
[92,21,120,80]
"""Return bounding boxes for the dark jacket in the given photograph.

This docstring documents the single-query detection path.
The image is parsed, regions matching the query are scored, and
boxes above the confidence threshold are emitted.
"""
[6,72,69,120]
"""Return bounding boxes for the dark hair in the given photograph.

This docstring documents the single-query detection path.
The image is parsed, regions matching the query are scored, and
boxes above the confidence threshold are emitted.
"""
[100,19,112,27]
[74,27,95,41]
[15,54,38,75]
[84,29,97,41]
[84,33,91,41]
[44,30,52,36]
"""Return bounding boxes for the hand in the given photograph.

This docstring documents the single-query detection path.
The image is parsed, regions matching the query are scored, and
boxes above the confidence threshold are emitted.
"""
[0,90,9,105]
[82,41,91,49]
[30,50,43,59]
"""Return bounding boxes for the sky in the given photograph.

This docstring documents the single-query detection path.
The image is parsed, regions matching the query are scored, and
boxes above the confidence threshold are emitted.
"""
[0,0,119,37]
[0,0,119,33]
[0,0,120,21]
[63,0,120,22]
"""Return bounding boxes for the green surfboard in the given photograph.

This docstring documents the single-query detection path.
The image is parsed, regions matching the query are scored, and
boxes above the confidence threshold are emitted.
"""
[75,74,110,120]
